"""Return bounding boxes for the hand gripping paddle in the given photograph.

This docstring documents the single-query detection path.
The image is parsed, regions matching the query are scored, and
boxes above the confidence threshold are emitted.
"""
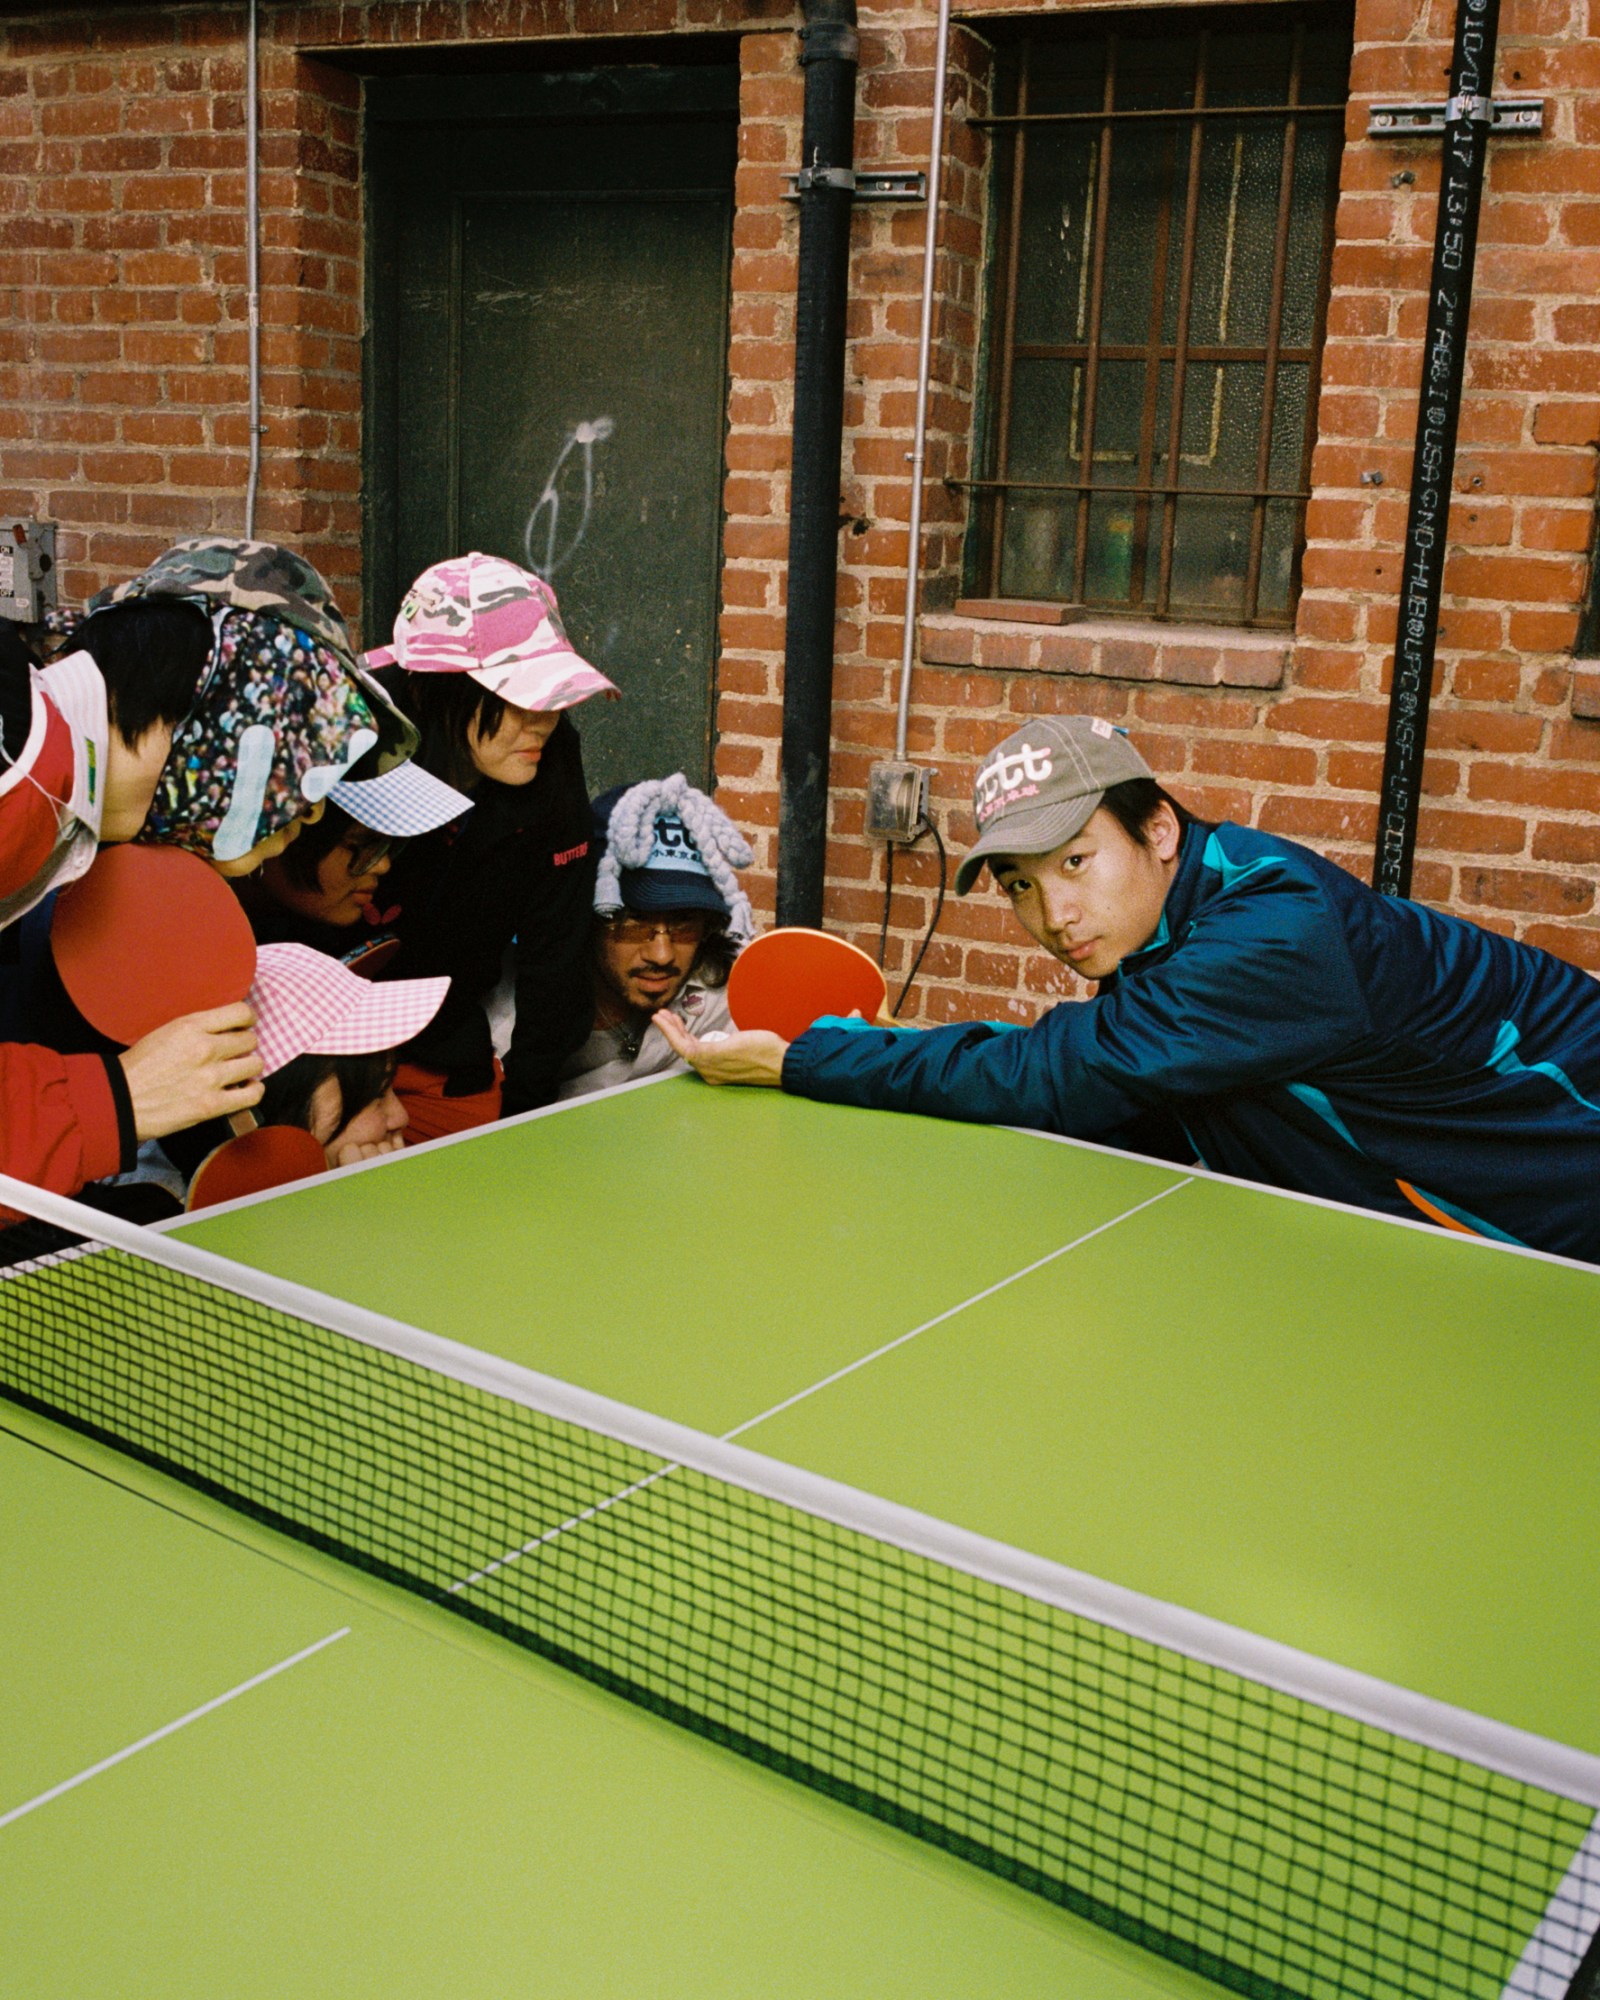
[725,927,888,1043]
[52,846,325,1204]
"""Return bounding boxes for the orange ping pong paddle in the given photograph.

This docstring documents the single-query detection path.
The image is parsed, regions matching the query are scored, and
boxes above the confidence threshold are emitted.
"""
[185,1123,327,1212]
[51,845,258,1046]
[725,927,888,1043]
[53,845,326,1201]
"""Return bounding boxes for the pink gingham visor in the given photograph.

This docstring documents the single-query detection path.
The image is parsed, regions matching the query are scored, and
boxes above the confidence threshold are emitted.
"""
[249,942,450,1076]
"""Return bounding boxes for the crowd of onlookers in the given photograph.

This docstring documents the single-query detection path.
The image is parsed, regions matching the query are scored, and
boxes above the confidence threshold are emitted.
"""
[0,535,752,1218]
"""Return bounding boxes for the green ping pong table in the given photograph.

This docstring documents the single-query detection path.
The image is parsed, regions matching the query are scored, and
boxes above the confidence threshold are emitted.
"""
[1,1074,1596,1999]
[1,1400,1211,1998]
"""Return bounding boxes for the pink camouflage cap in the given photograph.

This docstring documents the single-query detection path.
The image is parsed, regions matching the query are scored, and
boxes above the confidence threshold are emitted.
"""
[249,942,450,1076]
[364,552,618,712]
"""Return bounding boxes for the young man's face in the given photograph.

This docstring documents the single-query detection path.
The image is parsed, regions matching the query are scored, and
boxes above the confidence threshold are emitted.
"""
[992,802,1181,983]
[595,910,710,1017]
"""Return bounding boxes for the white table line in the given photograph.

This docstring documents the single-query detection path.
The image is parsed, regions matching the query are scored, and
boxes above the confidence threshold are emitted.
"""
[724,1176,1195,1441]
[0,1625,351,1832]
[449,1176,1194,1595]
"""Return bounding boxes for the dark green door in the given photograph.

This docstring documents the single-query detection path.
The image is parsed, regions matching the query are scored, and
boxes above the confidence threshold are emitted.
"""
[366,67,737,791]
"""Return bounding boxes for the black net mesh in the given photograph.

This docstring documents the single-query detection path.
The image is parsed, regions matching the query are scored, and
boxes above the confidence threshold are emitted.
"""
[0,1216,1591,2000]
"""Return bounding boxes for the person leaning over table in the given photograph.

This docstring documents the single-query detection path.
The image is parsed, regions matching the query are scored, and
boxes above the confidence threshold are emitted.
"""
[361,552,619,1139]
[657,714,1600,1267]
[510,773,753,1101]
[0,538,414,1199]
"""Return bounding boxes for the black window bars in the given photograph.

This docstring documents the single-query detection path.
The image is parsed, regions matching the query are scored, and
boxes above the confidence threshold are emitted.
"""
[967,10,1352,628]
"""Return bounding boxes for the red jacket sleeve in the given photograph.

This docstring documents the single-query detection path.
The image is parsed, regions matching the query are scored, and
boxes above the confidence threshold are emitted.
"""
[0,1043,131,1202]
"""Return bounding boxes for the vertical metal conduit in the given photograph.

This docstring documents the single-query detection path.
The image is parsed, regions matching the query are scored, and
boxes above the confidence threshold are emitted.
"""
[775,0,859,928]
[892,0,953,763]
[243,0,262,538]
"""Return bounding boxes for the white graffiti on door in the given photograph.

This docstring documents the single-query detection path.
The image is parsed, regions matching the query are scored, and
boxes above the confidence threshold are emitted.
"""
[523,416,615,579]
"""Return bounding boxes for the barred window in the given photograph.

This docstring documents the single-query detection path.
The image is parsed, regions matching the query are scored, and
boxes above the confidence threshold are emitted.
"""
[970,8,1351,629]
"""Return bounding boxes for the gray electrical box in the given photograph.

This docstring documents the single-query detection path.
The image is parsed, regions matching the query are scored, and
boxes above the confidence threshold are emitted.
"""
[865,760,932,843]
[0,518,57,622]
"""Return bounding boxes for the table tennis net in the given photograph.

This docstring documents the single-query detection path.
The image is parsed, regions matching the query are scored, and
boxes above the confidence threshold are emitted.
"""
[0,1199,1594,2000]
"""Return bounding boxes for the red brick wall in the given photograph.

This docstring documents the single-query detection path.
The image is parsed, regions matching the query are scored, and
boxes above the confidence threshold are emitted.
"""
[0,10,363,618]
[3,0,1598,1019]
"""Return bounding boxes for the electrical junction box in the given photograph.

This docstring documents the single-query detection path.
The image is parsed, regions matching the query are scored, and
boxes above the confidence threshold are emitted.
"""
[865,760,932,843]
[0,519,57,622]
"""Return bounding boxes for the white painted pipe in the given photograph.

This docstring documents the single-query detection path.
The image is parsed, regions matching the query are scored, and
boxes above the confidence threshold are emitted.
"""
[243,0,262,538]
[893,0,954,764]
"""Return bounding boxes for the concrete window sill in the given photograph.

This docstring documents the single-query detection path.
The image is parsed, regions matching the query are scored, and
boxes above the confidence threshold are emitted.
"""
[1570,666,1600,720]
[919,612,1290,689]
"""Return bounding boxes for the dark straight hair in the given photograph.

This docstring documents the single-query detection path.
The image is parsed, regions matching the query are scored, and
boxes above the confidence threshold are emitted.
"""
[1098,777,1193,847]
[272,802,364,892]
[257,1047,399,1134]
[72,599,213,748]
[386,668,508,792]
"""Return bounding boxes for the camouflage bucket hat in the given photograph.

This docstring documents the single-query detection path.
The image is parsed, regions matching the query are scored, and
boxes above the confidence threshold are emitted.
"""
[93,537,419,771]
[90,537,357,669]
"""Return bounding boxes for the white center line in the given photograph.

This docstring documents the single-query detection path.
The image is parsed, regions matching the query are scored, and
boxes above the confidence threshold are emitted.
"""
[723,1176,1195,1441]
[450,1177,1194,1593]
[0,1626,351,1833]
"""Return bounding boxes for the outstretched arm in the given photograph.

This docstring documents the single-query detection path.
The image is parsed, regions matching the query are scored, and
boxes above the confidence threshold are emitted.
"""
[652,1012,788,1088]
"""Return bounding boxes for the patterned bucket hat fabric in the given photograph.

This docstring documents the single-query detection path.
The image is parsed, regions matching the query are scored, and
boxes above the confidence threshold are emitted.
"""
[90,537,357,667]
[366,552,618,711]
[91,536,420,769]
[249,941,449,1076]
[139,606,383,864]
[91,539,421,863]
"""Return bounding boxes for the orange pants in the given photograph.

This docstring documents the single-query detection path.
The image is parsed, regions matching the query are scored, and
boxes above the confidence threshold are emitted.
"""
[393,1060,503,1145]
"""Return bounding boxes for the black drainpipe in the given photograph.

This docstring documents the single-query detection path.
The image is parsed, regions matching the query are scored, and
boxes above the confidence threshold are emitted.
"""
[775,0,859,927]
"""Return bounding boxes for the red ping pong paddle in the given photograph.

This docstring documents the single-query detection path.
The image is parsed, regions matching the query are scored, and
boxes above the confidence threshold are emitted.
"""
[51,845,257,1045]
[185,1123,328,1212]
[341,935,400,980]
[725,928,889,1043]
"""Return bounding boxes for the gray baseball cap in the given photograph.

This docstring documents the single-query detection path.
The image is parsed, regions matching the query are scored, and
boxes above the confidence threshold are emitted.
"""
[954,716,1154,894]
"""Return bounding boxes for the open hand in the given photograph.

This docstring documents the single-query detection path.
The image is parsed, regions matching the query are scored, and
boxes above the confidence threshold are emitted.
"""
[653,1012,789,1088]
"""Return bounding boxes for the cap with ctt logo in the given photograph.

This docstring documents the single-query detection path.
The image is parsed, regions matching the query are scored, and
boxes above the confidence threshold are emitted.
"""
[954,715,1154,894]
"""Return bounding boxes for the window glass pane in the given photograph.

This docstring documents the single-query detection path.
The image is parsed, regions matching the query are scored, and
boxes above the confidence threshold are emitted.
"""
[1206,23,1296,107]
[1168,494,1253,617]
[1013,133,1099,347]
[1026,37,1107,117]
[1113,30,1198,113]
[1177,360,1265,488]
[1004,356,1078,481]
[1098,129,1178,346]
[1270,362,1310,487]
[1257,498,1301,620]
[1282,122,1339,347]
[1089,357,1147,475]
[1186,124,1286,351]
[1084,492,1141,605]
[999,496,1073,600]
[978,5,1351,629]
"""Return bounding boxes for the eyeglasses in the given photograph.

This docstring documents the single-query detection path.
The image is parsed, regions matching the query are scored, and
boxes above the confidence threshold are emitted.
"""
[339,832,394,875]
[603,914,710,945]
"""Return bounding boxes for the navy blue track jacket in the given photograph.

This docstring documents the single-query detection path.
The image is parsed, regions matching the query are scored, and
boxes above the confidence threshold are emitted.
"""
[783,819,1600,1264]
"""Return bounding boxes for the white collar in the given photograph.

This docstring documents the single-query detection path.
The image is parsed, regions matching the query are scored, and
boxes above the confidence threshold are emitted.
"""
[37,649,109,840]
